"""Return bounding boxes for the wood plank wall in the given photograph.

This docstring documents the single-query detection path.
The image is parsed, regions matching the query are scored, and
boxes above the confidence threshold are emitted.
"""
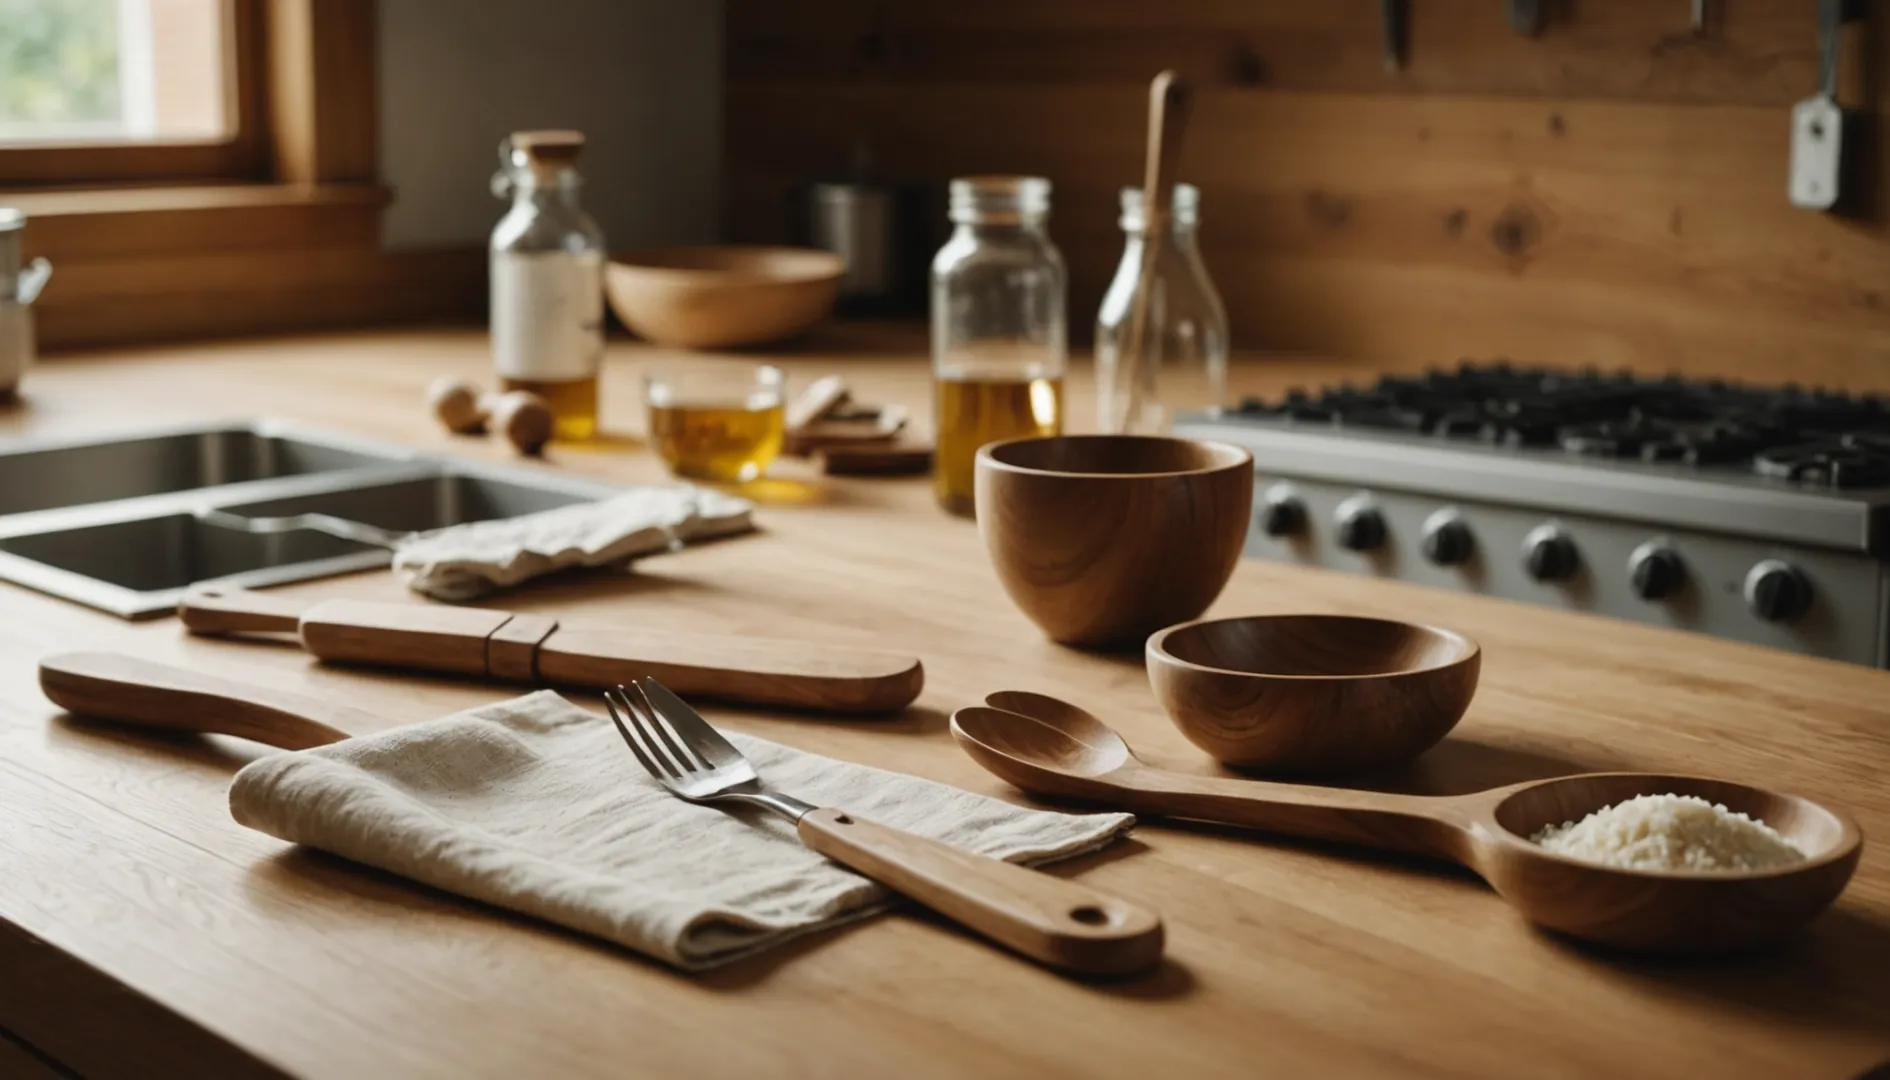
[724,0,1890,377]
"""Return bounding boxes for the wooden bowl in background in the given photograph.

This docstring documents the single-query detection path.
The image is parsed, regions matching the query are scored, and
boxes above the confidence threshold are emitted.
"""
[1146,614,1480,774]
[604,246,844,349]
[974,435,1253,648]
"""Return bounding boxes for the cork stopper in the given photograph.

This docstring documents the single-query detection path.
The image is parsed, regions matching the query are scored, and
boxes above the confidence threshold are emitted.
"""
[509,130,585,167]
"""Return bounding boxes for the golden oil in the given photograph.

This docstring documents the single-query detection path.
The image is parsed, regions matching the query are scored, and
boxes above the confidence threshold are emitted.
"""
[649,401,786,483]
[501,374,599,442]
[932,367,1064,515]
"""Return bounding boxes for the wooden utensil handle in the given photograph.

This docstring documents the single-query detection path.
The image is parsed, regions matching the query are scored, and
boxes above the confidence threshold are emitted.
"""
[39,652,365,750]
[537,626,926,714]
[796,807,1163,976]
[179,587,308,635]
[1113,69,1193,434]
[1120,768,1473,861]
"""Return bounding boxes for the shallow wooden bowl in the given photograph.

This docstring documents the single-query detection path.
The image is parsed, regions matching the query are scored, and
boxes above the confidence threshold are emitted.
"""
[604,245,844,349]
[1475,772,1861,952]
[974,435,1253,648]
[1146,614,1480,774]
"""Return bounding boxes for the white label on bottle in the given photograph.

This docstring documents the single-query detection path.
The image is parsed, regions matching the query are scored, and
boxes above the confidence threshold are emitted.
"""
[490,250,604,381]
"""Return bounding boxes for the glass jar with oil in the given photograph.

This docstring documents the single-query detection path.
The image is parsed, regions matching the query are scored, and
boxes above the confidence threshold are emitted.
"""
[930,176,1067,516]
[644,364,786,483]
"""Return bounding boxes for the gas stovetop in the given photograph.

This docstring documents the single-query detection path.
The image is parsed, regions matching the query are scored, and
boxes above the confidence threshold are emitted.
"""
[1233,363,1890,492]
[1174,363,1890,669]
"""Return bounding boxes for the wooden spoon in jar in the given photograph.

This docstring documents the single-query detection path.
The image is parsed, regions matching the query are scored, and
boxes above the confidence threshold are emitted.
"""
[951,691,1863,953]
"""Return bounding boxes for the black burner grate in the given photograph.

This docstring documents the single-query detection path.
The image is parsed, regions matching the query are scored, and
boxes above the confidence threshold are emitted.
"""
[1233,363,1890,490]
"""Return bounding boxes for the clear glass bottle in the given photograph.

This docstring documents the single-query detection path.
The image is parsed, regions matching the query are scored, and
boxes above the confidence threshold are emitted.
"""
[930,176,1067,516]
[490,130,607,441]
[1096,183,1230,433]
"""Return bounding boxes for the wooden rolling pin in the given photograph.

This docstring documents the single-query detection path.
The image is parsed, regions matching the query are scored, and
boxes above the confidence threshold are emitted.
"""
[179,588,924,714]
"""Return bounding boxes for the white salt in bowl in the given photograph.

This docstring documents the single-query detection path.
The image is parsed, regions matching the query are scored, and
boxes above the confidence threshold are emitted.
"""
[1471,771,1862,953]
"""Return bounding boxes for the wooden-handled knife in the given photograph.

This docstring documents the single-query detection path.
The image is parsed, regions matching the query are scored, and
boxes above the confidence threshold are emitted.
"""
[178,587,924,714]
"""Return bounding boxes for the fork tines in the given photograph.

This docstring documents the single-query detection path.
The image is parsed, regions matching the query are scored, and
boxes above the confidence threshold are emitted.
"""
[603,681,705,781]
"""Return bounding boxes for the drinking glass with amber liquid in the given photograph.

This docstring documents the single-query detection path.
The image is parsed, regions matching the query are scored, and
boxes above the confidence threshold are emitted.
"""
[930,176,1067,515]
[644,364,786,483]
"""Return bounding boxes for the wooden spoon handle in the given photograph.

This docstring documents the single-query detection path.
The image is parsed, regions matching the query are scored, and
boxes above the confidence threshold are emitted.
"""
[1112,69,1192,434]
[39,652,366,750]
[796,808,1164,976]
[179,586,308,635]
[537,626,926,714]
[1115,767,1474,862]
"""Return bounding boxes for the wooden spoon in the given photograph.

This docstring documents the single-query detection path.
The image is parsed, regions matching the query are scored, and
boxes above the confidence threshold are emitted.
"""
[1111,69,1192,434]
[953,691,1863,953]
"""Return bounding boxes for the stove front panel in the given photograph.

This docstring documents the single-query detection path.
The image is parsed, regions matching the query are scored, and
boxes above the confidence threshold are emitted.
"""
[1239,473,1886,667]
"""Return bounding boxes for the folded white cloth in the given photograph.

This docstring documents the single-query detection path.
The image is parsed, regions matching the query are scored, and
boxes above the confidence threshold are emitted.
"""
[228,691,1136,970]
[392,486,755,601]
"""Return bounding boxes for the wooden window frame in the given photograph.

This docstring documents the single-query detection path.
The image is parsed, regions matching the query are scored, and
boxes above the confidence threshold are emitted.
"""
[1,0,483,351]
[2,0,379,189]
[0,0,271,186]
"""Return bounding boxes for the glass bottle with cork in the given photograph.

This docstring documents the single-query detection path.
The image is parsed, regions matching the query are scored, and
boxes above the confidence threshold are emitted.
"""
[490,130,606,441]
[929,176,1067,516]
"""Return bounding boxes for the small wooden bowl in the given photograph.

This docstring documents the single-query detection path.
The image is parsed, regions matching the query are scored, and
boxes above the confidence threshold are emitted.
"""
[974,435,1253,648]
[1146,614,1481,774]
[604,246,844,349]
[1478,772,1861,952]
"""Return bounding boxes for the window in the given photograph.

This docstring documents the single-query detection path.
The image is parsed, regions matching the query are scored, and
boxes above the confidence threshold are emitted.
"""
[0,0,262,184]
[0,0,458,353]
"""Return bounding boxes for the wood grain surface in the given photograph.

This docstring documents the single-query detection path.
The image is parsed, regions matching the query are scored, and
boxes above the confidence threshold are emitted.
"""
[1145,614,1482,773]
[1,325,1889,1078]
[725,0,1890,375]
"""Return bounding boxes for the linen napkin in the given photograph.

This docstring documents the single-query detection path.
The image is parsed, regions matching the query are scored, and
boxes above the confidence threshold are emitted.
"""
[391,486,755,601]
[228,691,1136,970]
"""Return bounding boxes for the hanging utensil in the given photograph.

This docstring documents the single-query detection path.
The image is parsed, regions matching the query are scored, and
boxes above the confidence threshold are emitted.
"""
[1381,0,1408,73]
[1789,0,1857,211]
[1506,0,1544,35]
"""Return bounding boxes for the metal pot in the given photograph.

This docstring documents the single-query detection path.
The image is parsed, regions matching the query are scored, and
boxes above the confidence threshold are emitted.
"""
[800,182,916,314]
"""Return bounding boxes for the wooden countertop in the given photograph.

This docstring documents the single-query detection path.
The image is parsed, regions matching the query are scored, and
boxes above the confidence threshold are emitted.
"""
[3,325,1888,1079]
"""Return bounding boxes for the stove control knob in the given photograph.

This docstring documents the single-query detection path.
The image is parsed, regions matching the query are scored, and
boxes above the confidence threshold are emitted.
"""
[1258,485,1307,538]
[1334,498,1386,552]
[1522,525,1579,583]
[1745,560,1812,623]
[1421,511,1475,566]
[1628,542,1686,601]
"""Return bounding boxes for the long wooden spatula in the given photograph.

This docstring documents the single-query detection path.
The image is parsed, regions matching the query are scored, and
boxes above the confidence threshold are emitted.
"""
[177,587,923,714]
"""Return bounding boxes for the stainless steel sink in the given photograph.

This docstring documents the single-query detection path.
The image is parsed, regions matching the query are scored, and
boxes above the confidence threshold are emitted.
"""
[0,512,378,596]
[0,424,406,516]
[219,472,590,534]
[0,421,622,618]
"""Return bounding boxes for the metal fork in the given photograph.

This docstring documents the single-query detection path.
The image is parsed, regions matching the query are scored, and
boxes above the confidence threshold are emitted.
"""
[603,678,1164,977]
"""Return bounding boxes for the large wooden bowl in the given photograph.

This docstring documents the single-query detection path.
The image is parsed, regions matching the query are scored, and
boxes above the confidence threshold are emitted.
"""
[605,246,844,349]
[1147,614,1480,774]
[974,435,1253,648]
